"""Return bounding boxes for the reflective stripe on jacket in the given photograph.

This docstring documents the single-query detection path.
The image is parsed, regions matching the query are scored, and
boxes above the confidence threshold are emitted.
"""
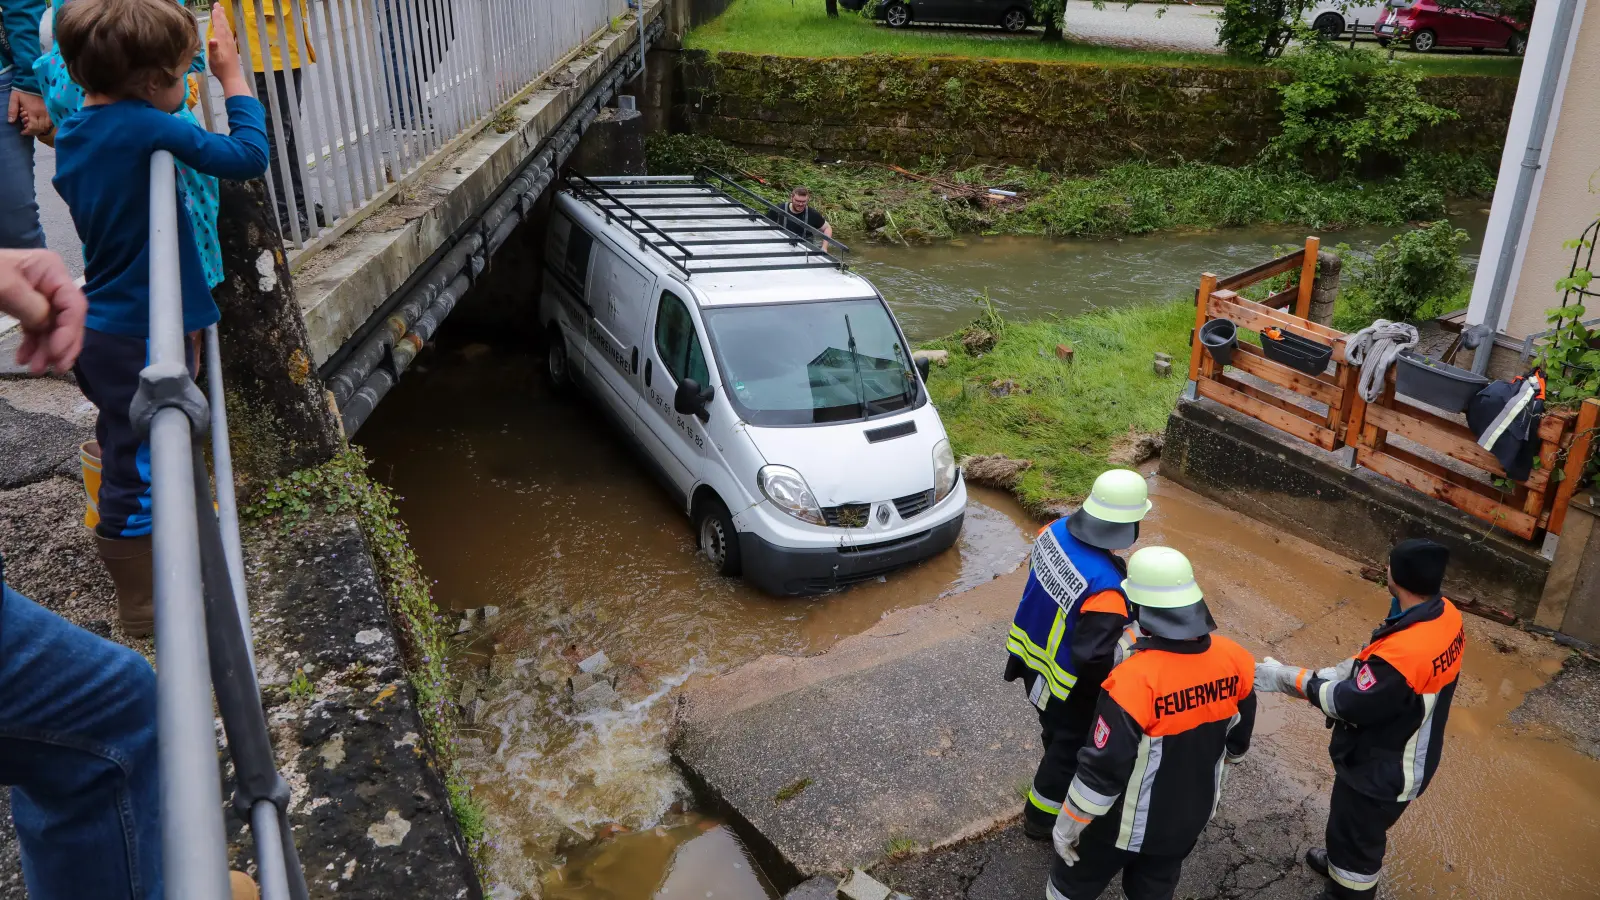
[1306,595,1463,802]
[1006,519,1127,703]
[1067,633,1257,855]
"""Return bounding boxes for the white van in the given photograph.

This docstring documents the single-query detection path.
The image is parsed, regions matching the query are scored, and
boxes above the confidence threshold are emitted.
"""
[538,172,967,596]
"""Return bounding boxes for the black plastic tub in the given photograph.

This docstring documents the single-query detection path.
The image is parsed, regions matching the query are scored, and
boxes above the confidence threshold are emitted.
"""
[1395,350,1490,413]
[1262,328,1333,375]
[1200,318,1238,367]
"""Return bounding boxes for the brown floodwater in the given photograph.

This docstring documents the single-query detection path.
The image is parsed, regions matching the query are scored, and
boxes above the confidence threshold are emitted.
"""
[1139,478,1600,898]
[359,347,1036,897]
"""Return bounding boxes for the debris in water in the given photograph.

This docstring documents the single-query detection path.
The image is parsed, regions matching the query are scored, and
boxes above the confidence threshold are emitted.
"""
[962,454,1033,490]
[774,777,813,804]
[839,868,892,900]
[572,679,620,713]
[578,650,611,674]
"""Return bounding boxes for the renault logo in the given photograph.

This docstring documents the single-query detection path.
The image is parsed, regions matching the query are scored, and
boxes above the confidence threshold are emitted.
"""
[876,503,891,525]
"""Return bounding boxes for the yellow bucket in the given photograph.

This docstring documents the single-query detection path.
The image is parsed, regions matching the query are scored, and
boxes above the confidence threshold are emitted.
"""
[81,441,101,531]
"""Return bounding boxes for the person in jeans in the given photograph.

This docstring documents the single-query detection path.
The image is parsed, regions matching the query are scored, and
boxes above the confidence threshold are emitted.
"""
[209,0,315,236]
[0,0,51,248]
[0,247,260,900]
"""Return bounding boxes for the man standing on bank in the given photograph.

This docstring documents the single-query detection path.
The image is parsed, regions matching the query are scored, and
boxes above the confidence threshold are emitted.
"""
[1049,546,1257,900]
[770,185,833,251]
[1005,468,1148,840]
[1255,539,1464,900]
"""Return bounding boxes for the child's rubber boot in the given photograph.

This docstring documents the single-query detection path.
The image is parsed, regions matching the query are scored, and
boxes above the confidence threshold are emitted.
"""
[230,871,260,900]
[96,534,154,637]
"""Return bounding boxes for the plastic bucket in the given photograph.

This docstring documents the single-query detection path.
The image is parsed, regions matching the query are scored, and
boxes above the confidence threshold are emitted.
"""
[1200,318,1238,367]
[80,441,101,531]
[1262,329,1333,375]
[1395,350,1490,413]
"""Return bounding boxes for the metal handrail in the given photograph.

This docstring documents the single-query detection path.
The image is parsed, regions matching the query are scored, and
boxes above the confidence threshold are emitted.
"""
[148,150,309,900]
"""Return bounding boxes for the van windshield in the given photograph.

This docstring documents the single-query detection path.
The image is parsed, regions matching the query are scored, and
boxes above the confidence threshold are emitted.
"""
[701,297,924,426]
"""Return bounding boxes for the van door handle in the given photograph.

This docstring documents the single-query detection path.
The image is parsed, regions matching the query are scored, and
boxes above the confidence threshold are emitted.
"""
[644,358,653,386]
[631,347,639,375]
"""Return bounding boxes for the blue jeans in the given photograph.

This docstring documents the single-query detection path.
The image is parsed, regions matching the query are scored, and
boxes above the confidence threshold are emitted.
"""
[0,76,45,249]
[0,584,162,900]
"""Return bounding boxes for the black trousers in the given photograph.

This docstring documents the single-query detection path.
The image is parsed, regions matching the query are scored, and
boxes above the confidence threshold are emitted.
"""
[1025,672,1100,832]
[1048,840,1192,900]
[1325,777,1409,897]
[254,70,307,235]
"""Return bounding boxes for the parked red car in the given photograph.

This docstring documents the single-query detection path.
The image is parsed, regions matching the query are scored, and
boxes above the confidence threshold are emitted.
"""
[1377,0,1529,53]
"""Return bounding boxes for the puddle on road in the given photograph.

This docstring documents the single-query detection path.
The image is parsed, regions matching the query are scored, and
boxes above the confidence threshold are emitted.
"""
[359,347,1035,897]
[1142,478,1600,898]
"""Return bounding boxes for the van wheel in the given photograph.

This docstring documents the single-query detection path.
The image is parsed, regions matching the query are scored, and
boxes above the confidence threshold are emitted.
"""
[545,325,571,391]
[884,2,910,27]
[1410,29,1436,52]
[1001,7,1029,32]
[696,497,742,577]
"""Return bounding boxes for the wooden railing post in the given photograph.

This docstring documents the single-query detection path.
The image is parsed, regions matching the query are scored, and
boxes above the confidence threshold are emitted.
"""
[1189,273,1218,383]
[1547,397,1600,536]
[1294,236,1321,320]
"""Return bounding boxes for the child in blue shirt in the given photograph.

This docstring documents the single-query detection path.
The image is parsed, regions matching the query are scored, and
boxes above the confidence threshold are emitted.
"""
[52,0,267,636]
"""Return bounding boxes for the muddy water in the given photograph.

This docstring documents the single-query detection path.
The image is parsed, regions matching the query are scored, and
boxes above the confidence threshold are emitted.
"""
[856,211,1488,340]
[1140,478,1600,897]
[359,349,1036,897]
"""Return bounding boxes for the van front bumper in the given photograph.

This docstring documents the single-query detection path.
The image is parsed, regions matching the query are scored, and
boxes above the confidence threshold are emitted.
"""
[737,512,966,597]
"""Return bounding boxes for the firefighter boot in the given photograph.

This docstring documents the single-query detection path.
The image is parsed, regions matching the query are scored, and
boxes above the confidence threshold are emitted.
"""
[96,534,154,637]
[1306,847,1330,879]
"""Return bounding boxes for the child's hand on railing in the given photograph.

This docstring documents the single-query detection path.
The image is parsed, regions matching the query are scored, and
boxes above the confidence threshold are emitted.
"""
[208,10,250,98]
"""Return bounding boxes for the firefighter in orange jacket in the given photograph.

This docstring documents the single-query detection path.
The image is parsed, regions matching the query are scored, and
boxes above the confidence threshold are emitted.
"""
[1048,546,1257,900]
[1255,539,1463,900]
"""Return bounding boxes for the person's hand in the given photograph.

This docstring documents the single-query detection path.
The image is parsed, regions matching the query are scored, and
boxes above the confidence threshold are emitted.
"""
[1052,802,1094,866]
[1255,657,1310,698]
[0,250,87,374]
[208,10,249,97]
[8,91,52,137]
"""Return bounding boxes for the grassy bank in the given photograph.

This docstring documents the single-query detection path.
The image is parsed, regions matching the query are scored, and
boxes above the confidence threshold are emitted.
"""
[648,134,1492,241]
[921,301,1193,511]
[687,0,1525,77]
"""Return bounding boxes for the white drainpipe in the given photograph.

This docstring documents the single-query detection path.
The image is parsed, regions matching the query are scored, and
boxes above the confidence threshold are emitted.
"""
[1464,0,1584,373]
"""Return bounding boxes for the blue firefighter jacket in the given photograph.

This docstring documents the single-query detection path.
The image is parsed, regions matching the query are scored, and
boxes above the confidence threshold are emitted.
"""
[1007,518,1128,704]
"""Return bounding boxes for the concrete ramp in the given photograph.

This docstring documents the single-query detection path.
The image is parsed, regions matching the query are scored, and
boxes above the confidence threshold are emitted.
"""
[673,572,1037,882]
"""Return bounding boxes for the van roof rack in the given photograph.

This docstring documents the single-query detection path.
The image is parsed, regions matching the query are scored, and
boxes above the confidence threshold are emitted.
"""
[562,169,851,279]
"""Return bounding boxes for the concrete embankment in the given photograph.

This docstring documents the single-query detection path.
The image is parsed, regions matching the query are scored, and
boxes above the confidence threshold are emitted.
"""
[0,376,479,898]
[662,50,1517,170]
[673,475,1600,897]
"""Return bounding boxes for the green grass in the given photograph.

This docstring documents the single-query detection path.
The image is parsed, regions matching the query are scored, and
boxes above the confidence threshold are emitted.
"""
[685,0,1524,76]
[648,134,1488,241]
[921,301,1194,511]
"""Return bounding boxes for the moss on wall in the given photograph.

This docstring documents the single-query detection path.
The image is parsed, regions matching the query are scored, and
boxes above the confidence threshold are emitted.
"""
[672,50,1515,170]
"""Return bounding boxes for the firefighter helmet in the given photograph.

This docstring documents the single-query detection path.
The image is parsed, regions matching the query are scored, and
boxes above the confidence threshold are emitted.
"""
[1122,546,1216,640]
[1067,468,1152,550]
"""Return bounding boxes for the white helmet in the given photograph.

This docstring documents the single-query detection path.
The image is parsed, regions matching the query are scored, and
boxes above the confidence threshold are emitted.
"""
[1068,468,1152,550]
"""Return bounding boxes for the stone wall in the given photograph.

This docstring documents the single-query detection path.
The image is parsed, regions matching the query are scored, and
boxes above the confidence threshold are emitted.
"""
[669,50,1517,170]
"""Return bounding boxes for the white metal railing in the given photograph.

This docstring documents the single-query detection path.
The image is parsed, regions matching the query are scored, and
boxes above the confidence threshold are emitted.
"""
[147,150,311,900]
[196,0,622,252]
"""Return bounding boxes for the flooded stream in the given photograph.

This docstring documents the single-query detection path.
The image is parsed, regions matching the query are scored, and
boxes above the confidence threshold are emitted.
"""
[360,216,1499,898]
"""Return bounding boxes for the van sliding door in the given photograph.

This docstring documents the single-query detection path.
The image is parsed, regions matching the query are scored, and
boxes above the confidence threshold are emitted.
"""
[584,243,652,431]
[636,289,711,501]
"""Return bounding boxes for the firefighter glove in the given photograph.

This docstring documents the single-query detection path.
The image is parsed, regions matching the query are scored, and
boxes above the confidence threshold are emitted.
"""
[1052,800,1095,865]
[1316,657,1357,683]
[1255,657,1310,698]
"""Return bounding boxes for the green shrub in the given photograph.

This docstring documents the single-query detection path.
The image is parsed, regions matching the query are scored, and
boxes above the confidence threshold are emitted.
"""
[1331,221,1471,331]
[1217,0,1309,59]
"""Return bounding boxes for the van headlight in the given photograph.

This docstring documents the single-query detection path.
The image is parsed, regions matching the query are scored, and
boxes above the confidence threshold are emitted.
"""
[758,465,825,525]
[933,439,958,502]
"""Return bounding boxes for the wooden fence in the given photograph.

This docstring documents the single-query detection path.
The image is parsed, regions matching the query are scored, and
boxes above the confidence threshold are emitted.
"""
[1187,238,1600,544]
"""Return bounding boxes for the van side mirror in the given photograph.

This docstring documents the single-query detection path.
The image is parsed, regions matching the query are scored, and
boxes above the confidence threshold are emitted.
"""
[915,357,931,383]
[674,378,714,421]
